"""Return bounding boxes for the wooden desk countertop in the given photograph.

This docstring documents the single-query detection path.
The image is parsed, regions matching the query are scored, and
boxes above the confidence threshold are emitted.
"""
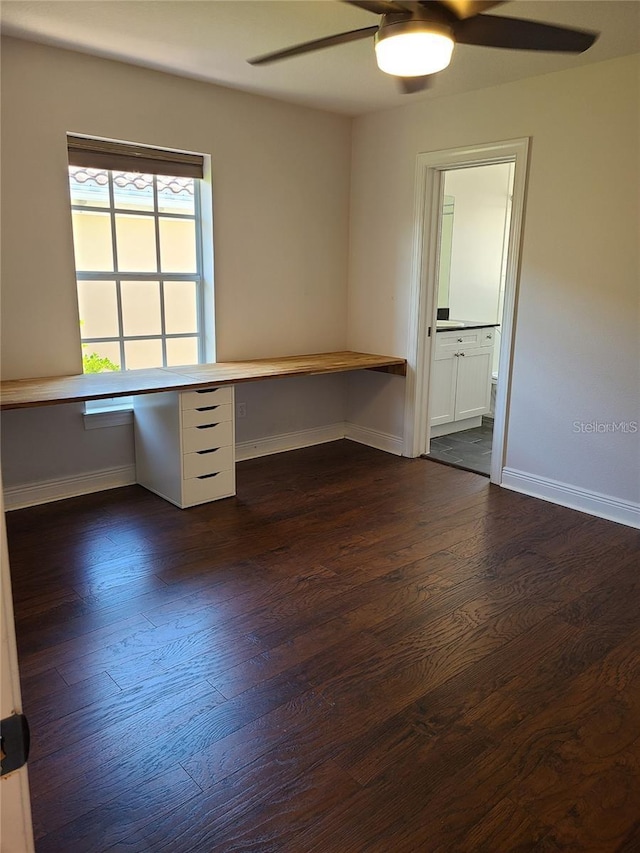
[0,351,406,410]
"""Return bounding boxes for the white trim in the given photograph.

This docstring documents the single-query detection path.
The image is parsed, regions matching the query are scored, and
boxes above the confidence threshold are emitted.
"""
[1,483,36,851]
[403,154,442,460]
[489,140,529,484]
[83,407,134,430]
[345,424,404,456]
[404,138,530,490]
[0,770,36,851]
[235,424,346,462]
[3,464,136,511]
[4,424,407,509]
[501,468,640,530]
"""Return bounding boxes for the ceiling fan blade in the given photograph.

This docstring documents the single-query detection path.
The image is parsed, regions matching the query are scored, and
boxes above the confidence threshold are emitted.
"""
[397,75,434,94]
[455,14,598,52]
[248,26,379,66]
[344,0,407,14]
[430,0,506,20]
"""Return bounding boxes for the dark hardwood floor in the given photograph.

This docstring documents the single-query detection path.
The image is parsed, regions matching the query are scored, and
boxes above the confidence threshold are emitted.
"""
[6,440,640,852]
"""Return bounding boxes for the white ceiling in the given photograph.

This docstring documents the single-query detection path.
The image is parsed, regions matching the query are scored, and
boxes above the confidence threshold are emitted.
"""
[1,1,638,115]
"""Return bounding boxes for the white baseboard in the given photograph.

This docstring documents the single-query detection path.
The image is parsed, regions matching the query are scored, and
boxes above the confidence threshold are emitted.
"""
[344,423,404,456]
[3,464,137,511]
[235,423,346,462]
[501,467,640,529]
[230,422,405,461]
[4,423,406,509]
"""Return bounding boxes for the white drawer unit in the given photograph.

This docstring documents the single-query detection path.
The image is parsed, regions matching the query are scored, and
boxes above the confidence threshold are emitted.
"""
[134,385,236,509]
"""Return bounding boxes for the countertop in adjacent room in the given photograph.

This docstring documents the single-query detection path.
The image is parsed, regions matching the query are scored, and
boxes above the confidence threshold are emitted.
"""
[435,320,500,332]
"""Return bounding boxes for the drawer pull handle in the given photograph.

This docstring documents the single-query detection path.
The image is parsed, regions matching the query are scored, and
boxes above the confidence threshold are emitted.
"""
[196,405,219,412]
[195,388,220,395]
[196,424,218,430]
[196,448,220,455]
[197,472,219,480]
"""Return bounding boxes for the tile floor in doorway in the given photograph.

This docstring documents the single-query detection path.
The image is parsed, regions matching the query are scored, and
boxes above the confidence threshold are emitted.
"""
[426,416,494,476]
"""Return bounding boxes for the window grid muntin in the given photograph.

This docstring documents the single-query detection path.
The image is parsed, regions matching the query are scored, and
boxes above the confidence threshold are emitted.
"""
[152,178,168,366]
[70,168,203,371]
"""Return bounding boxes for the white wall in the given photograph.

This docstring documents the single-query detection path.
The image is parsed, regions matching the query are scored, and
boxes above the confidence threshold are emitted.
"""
[444,162,512,323]
[347,55,640,507]
[234,373,347,445]
[0,37,352,488]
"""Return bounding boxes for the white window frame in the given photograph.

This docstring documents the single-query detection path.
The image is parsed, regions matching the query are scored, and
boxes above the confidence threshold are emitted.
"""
[72,170,205,371]
[67,159,214,429]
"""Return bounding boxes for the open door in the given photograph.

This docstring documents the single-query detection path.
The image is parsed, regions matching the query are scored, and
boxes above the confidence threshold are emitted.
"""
[1,480,35,853]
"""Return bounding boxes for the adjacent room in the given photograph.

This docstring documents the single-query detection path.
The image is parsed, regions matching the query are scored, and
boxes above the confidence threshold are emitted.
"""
[1,1,639,850]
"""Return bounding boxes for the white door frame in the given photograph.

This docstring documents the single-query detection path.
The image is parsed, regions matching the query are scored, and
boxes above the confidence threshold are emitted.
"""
[1,479,36,853]
[403,137,530,484]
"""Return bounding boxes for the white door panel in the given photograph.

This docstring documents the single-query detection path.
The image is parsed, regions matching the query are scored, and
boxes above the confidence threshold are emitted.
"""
[1,481,35,853]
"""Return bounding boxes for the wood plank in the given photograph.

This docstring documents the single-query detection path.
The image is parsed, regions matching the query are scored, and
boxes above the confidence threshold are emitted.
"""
[35,766,202,852]
[0,350,405,409]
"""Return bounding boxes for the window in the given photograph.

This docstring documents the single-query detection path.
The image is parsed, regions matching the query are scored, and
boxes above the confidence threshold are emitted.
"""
[69,166,205,372]
[67,137,211,425]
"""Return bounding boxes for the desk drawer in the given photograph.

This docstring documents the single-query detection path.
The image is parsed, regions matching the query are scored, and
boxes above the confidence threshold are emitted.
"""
[183,446,233,479]
[183,420,233,453]
[181,386,233,411]
[183,468,235,507]
[182,403,233,428]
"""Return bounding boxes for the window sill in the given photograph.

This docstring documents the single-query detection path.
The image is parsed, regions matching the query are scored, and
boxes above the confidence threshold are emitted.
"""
[83,407,134,430]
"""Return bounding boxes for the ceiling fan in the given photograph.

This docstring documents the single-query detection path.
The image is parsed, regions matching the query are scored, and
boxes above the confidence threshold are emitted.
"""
[248,1,599,94]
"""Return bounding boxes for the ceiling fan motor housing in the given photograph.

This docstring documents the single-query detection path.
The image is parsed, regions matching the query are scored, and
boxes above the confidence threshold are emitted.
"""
[375,13,455,77]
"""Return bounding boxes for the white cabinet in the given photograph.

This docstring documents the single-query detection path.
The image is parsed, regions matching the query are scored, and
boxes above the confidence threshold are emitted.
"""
[134,385,236,508]
[430,327,495,436]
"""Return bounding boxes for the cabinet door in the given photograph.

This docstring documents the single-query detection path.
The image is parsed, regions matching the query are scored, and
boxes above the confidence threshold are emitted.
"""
[430,350,457,426]
[454,346,493,420]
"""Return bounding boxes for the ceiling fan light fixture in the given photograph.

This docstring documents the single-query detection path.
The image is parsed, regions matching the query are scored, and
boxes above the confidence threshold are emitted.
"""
[374,20,454,77]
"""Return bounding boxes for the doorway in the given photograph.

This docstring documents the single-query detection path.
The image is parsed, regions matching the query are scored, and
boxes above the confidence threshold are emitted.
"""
[403,138,530,484]
[427,162,514,475]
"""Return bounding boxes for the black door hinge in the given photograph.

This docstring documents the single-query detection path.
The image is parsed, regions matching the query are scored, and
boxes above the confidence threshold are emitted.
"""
[1,713,30,775]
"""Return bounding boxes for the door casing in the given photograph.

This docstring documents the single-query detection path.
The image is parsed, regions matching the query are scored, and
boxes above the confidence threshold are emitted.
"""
[1,478,36,852]
[403,137,530,484]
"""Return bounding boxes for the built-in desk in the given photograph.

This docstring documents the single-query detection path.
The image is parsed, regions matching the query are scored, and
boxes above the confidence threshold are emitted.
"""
[1,351,406,508]
[0,351,405,410]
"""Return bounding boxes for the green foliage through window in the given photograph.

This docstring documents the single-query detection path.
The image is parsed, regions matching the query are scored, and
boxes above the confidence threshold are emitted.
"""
[82,351,119,374]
